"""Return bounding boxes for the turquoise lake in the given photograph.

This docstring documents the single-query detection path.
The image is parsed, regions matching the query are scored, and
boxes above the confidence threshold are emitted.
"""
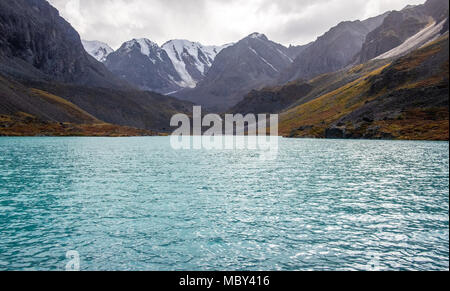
[0,137,448,271]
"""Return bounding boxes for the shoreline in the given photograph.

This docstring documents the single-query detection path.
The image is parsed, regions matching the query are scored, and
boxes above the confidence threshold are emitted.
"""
[0,134,447,142]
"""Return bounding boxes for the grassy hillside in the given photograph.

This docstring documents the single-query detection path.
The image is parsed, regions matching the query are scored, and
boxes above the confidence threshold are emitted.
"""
[0,112,158,137]
[0,75,193,136]
[278,35,449,140]
[0,84,159,136]
[231,59,390,115]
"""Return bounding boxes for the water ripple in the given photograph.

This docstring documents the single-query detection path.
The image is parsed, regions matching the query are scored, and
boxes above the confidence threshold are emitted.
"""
[0,137,448,270]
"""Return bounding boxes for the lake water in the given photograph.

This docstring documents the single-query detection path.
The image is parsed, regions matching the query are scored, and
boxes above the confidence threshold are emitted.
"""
[0,137,448,271]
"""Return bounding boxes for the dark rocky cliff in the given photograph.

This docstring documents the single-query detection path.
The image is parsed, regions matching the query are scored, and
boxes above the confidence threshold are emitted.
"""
[280,13,388,83]
[359,0,449,62]
[0,0,128,89]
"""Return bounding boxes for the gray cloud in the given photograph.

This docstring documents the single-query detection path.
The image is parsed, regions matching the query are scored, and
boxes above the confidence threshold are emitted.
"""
[48,0,426,49]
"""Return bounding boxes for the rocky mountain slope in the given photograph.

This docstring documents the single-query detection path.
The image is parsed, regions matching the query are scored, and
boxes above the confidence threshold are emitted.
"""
[230,0,447,117]
[174,33,303,111]
[230,0,448,139]
[359,0,449,62]
[280,13,389,83]
[0,0,192,135]
[374,18,447,60]
[230,59,390,115]
[105,38,182,94]
[82,40,113,62]
[0,0,129,89]
[278,35,449,140]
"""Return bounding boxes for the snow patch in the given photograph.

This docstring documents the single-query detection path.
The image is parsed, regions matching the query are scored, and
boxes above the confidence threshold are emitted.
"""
[249,47,279,73]
[248,33,265,39]
[375,19,447,60]
[276,48,293,63]
[166,89,181,95]
[135,38,158,57]
[162,40,231,88]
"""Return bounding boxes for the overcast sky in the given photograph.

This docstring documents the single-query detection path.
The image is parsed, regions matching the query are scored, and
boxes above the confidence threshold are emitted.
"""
[48,0,426,49]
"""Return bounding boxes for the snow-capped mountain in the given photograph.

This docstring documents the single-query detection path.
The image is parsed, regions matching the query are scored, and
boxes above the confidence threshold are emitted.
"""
[82,40,113,62]
[104,38,182,94]
[104,38,231,94]
[162,40,232,88]
[173,33,302,111]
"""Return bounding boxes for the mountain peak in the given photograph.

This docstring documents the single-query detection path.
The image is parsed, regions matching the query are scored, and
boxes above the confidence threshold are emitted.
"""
[247,32,268,41]
[133,38,158,45]
[121,38,159,56]
[82,40,113,62]
[402,4,418,10]
[163,39,201,47]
